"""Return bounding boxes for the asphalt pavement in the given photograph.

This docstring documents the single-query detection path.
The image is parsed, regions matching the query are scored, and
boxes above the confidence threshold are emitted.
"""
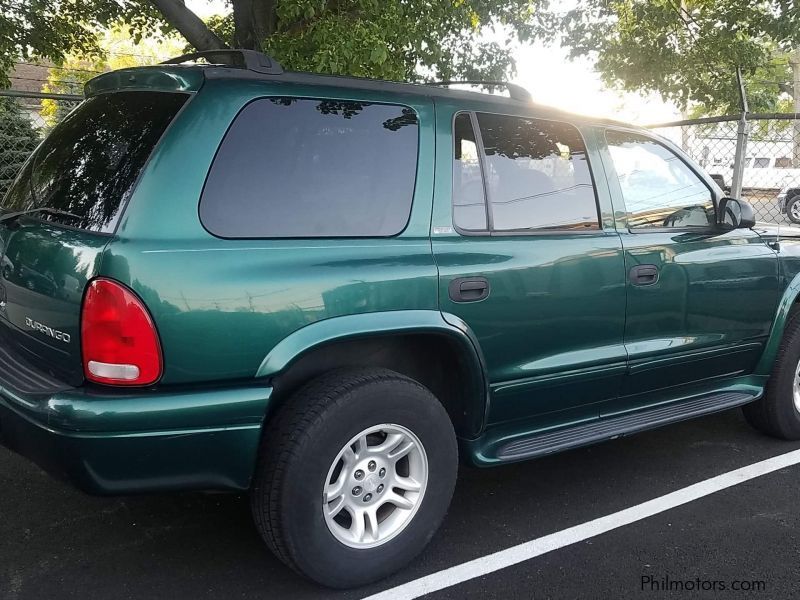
[2,408,799,599]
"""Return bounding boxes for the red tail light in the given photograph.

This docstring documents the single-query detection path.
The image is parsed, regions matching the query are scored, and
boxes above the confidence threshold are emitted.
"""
[81,278,163,386]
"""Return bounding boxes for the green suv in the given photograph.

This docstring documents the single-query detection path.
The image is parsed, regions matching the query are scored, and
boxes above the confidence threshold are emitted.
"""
[1,49,799,588]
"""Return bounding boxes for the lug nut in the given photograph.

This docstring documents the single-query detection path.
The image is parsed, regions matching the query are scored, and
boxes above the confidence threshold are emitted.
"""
[368,460,377,472]
[354,470,364,480]
[352,486,362,496]
[377,484,384,493]
[379,468,386,478]
[363,493,373,502]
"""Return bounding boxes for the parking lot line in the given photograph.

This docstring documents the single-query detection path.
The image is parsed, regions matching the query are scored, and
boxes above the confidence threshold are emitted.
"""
[362,447,800,600]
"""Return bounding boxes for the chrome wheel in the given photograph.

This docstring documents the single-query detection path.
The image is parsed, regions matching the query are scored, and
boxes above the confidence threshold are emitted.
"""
[790,199,800,222]
[323,423,428,549]
[793,360,800,412]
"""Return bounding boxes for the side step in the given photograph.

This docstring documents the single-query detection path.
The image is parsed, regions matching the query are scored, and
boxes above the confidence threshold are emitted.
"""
[496,392,757,461]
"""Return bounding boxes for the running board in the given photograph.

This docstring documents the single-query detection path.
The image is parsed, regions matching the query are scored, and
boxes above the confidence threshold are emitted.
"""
[495,391,757,462]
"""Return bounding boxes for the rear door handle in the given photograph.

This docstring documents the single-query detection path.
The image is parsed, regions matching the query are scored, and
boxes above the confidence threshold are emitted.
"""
[449,277,490,302]
[629,264,659,286]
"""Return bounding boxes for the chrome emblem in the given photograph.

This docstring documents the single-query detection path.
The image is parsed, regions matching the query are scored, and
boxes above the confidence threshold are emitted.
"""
[24,317,71,343]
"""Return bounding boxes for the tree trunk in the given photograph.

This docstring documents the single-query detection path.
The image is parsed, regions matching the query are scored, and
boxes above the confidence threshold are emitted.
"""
[148,0,228,51]
[233,0,278,50]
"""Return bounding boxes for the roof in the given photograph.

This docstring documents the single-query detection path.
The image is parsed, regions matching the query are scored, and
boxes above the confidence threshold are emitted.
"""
[86,51,638,130]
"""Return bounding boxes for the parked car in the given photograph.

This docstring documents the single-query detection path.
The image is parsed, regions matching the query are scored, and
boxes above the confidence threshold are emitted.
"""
[3,50,800,589]
[777,183,800,223]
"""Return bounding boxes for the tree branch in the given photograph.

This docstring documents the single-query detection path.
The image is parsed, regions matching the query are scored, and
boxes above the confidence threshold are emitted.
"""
[148,0,228,51]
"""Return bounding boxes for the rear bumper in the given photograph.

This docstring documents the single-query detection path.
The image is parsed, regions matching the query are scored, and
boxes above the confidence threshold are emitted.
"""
[0,382,271,495]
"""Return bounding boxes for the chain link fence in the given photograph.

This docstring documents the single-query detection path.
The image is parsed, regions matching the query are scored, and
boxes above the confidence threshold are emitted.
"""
[651,114,800,225]
[0,89,82,199]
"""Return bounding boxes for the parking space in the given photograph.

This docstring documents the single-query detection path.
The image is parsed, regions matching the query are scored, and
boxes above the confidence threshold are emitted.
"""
[2,408,799,599]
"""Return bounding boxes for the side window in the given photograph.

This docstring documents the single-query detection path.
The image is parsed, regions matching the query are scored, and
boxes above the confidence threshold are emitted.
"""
[776,157,792,169]
[200,98,419,238]
[753,157,771,168]
[453,113,487,231]
[476,113,600,232]
[605,130,714,229]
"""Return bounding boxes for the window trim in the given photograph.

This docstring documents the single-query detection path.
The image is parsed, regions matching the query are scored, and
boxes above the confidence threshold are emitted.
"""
[450,111,491,234]
[450,110,604,237]
[198,95,421,240]
[602,127,719,234]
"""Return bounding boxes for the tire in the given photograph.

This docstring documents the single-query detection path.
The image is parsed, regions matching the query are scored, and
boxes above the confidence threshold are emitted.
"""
[743,308,800,439]
[250,368,458,588]
[786,194,800,224]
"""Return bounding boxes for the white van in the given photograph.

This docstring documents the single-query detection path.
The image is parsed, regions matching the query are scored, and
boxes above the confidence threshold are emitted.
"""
[709,156,800,191]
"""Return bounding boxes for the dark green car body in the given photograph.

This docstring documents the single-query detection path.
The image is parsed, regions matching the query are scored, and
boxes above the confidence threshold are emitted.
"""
[2,61,800,495]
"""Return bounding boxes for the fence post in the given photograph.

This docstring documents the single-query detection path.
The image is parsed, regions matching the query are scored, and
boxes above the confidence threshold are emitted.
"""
[791,49,800,168]
[730,113,749,198]
[730,68,749,199]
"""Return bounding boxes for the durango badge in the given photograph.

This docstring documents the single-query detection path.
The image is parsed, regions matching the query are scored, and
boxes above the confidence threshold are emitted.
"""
[24,317,71,343]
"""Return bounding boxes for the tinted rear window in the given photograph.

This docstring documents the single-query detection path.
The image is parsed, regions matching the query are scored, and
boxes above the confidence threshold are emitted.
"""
[2,91,187,233]
[199,98,419,238]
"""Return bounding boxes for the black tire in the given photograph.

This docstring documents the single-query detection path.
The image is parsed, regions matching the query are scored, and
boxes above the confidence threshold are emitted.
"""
[786,194,800,224]
[250,368,458,589]
[743,309,800,439]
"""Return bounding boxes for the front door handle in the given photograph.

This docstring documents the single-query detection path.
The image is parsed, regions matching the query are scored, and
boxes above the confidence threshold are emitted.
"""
[629,264,659,286]
[449,277,490,302]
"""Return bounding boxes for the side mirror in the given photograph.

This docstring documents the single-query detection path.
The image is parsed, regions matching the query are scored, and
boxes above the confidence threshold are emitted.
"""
[719,197,756,229]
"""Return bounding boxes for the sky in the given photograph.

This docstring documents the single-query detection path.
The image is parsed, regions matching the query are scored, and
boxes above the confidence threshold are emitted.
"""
[184,0,681,125]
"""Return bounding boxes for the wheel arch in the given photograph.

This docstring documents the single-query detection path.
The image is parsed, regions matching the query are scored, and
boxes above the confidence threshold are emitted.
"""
[256,310,490,439]
[756,271,800,375]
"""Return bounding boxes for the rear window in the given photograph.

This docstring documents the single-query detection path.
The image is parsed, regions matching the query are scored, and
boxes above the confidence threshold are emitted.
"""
[2,91,187,233]
[199,97,419,238]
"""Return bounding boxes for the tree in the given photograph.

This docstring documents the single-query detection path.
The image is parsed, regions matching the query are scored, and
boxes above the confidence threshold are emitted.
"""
[40,26,185,127]
[0,98,41,198]
[149,0,553,81]
[561,0,800,115]
[1,1,552,85]
[0,0,167,87]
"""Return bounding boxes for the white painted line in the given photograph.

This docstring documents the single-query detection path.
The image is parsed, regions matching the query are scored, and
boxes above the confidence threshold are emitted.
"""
[363,448,800,600]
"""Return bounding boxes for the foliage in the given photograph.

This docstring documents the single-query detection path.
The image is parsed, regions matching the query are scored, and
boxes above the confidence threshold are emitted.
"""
[175,0,555,81]
[0,0,554,86]
[40,27,185,127]
[271,0,551,80]
[0,0,167,87]
[561,0,800,115]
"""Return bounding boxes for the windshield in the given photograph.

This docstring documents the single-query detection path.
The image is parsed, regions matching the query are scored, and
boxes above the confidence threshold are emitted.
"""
[2,91,187,233]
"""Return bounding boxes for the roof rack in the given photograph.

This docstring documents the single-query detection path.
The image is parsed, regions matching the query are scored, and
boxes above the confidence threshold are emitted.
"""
[425,80,532,102]
[162,49,283,75]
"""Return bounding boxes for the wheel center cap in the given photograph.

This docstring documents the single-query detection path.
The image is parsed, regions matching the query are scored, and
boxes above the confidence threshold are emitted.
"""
[363,474,380,493]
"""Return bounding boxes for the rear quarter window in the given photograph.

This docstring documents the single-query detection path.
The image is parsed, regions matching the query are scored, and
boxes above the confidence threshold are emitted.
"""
[199,97,419,238]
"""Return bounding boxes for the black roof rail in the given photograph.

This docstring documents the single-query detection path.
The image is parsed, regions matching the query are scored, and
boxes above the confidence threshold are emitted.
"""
[425,80,532,102]
[162,49,283,75]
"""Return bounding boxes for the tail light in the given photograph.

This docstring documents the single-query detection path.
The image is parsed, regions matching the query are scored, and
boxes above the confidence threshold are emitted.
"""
[81,278,163,386]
